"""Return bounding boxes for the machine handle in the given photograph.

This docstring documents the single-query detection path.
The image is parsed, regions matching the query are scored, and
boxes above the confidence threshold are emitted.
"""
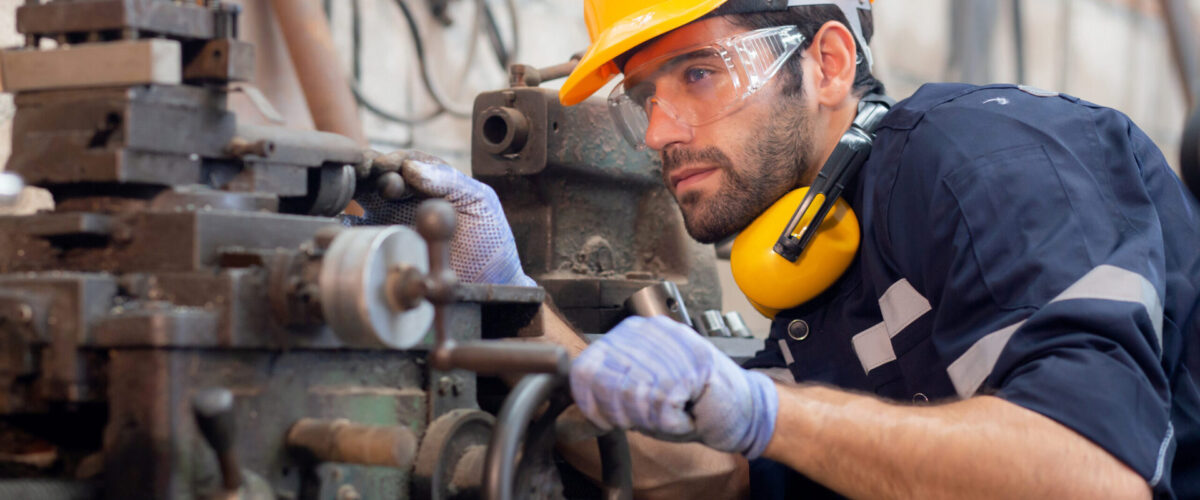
[192,388,243,492]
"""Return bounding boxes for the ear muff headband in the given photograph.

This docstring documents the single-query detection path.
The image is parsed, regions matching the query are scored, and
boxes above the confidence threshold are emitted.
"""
[731,94,893,317]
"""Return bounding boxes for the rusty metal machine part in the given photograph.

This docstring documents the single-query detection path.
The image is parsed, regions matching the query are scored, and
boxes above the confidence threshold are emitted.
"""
[472,86,722,333]
[416,201,631,500]
[0,2,573,499]
[484,374,632,500]
[724,311,754,338]
[418,200,572,378]
[191,388,275,500]
[413,409,496,499]
[0,173,23,206]
[318,225,434,348]
[286,418,420,469]
[624,281,694,327]
[699,310,732,338]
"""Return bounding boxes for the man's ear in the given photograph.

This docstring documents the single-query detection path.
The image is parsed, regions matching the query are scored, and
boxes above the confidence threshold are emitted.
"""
[807,20,858,108]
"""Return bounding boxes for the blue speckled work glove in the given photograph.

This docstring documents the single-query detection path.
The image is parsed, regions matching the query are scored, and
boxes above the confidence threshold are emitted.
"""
[570,315,779,458]
[345,151,536,287]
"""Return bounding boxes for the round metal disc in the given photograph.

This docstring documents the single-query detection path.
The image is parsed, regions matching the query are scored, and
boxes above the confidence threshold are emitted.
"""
[319,226,433,349]
[413,409,495,500]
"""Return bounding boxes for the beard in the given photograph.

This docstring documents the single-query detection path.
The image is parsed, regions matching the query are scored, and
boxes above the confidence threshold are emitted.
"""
[663,99,815,243]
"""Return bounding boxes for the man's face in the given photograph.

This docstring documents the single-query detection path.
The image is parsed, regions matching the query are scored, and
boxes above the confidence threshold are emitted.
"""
[623,18,816,243]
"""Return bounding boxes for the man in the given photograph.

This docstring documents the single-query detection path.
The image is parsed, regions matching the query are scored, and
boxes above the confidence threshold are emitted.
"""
[355,0,1200,497]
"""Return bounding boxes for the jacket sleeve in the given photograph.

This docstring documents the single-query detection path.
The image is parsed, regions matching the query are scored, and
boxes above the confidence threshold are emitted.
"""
[882,92,1175,493]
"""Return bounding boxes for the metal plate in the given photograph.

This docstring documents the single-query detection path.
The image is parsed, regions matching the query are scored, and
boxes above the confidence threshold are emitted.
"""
[319,226,433,349]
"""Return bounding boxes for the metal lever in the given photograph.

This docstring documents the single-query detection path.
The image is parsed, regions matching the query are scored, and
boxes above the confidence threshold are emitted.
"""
[192,388,243,492]
[416,200,459,371]
[0,173,23,207]
[416,199,569,376]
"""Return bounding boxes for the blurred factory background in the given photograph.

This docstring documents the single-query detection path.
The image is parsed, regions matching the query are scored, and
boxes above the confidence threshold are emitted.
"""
[0,0,1195,335]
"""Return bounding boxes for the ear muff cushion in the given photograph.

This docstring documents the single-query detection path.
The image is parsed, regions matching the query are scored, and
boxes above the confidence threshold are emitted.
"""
[731,187,860,315]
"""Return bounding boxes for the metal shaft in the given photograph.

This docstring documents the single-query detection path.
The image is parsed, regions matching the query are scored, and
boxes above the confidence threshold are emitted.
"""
[192,388,243,492]
[286,419,419,469]
[268,0,366,145]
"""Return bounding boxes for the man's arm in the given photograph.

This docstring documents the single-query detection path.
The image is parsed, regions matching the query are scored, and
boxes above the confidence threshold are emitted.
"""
[570,316,1161,499]
[766,386,1150,499]
[523,303,750,499]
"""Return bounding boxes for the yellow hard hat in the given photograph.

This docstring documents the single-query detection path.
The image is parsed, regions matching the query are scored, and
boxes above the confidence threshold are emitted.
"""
[560,0,875,106]
[730,187,859,317]
[560,0,728,106]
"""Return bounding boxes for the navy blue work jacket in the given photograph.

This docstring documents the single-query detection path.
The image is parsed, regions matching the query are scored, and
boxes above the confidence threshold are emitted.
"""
[743,83,1200,499]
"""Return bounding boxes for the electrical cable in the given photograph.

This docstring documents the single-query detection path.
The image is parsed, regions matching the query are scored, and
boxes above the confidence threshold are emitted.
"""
[479,0,519,69]
[392,0,474,118]
[321,0,443,126]
[354,0,447,125]
[454,0,484,92]
[327,0,521,126]
[480,0,509,68]
[504,0,519,68]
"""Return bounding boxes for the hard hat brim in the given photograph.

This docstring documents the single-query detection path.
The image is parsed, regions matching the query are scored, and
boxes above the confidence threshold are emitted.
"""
[559,0,728,106]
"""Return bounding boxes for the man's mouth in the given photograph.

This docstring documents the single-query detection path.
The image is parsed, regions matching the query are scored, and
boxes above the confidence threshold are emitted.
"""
[669,167,719,192]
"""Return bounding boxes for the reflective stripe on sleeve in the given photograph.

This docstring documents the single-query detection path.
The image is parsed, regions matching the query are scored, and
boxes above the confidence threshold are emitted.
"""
[947,264,1165,398]
[947,321,1024,398]
[1051,265,1163,347]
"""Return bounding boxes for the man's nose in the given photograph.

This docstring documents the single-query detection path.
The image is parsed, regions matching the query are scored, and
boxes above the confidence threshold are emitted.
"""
[643,100,694,151]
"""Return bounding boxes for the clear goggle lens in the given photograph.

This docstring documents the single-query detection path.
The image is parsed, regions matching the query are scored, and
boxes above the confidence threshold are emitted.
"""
[608,26,805,150]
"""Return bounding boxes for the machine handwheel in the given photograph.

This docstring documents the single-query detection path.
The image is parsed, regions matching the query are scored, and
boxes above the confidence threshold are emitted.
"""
[484,374,633,500]
[413,409,496,500]
[318,225,434,349]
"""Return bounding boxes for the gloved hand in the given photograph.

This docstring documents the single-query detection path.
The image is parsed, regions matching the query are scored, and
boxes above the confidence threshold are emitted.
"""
[570,315,779,458]
[346,150,536,287]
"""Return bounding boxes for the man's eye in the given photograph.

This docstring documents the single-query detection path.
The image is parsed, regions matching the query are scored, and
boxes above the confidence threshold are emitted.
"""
[627,83,654,105]
[684,67,714,84]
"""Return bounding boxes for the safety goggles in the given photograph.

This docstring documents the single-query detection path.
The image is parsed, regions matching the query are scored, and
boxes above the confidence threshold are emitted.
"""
[608,25,806,150]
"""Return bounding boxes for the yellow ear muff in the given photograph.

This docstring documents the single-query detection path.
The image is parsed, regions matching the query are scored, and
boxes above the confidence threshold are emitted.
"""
[730,187,860,318]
